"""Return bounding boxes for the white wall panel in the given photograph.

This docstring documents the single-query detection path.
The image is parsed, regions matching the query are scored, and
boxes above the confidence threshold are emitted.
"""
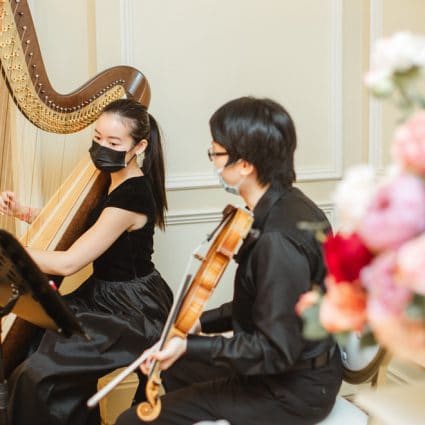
[119,0,343,188]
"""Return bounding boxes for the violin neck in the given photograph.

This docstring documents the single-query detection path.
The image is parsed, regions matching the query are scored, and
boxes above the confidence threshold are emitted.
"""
[158,273,193,348]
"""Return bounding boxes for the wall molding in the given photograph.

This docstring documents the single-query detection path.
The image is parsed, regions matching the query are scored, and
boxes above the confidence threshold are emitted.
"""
[166,202,335,227]
[368,0,384,173]
[120,0,344,190]
[120,0,134,65]
[327,0,343,180]
[166,209,223,226]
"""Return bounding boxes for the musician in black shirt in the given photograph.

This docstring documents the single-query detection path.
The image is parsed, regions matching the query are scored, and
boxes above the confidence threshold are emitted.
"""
[117,96,343,425]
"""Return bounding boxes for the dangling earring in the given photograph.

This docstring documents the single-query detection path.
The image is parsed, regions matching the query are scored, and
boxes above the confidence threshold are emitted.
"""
[136,151,145,168]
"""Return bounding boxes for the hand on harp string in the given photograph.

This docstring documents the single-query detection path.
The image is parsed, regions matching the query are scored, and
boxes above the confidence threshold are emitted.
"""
[0,191,39,223]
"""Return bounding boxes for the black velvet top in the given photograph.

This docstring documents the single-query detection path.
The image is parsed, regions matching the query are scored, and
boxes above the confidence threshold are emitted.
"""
[90,176,156,281]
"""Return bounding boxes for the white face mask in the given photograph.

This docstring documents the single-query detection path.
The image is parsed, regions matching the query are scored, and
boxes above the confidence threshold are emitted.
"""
[214,166,245,196]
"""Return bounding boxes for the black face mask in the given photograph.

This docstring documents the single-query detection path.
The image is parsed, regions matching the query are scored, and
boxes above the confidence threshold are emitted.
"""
[89,140,133,173]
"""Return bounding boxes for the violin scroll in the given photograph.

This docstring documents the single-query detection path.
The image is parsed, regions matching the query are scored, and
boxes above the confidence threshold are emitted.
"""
[136,371,163,422]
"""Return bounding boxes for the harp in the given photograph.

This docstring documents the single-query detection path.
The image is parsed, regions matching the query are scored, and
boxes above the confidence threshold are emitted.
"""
[0,0,151,376]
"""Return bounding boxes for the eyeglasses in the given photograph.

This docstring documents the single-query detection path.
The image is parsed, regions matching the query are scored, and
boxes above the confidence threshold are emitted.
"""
[207,147,228,162]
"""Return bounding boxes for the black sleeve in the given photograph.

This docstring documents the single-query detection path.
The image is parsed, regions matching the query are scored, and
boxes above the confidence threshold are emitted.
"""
[200,302,233,334]
[105,179,155,218]
[186,232,310,375]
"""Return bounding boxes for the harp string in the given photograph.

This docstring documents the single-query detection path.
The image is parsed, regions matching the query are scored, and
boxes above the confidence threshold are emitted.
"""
[1,0,73,245]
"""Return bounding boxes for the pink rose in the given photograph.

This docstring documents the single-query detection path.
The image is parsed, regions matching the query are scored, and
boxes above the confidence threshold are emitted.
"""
[392,111,425,176]
[320,279,367,333]
[397,233,425,295]
[358,174,425,252]
[361,251,412,316]
[369,313,425,366]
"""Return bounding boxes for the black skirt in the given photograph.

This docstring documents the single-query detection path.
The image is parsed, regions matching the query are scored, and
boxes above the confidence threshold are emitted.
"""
[7,271,173,425]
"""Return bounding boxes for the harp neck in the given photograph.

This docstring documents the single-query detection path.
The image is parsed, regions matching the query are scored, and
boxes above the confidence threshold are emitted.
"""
[0,0,150,133]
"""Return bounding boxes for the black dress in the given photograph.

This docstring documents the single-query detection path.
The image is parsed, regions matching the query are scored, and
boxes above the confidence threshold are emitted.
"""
[8,176,173,425]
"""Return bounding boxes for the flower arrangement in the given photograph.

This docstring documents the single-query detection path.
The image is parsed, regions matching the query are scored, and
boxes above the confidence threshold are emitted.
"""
[296,32,425,366]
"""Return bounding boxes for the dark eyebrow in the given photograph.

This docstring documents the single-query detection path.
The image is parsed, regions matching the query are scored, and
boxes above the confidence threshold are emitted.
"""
[94,128,122,141]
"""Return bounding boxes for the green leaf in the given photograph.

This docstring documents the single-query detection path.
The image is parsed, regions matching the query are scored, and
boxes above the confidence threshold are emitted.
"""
[405,294,425,320]
[359,330,377,348]
[417,95,425,108]
[301,304,328,340]
[333,331,350,347]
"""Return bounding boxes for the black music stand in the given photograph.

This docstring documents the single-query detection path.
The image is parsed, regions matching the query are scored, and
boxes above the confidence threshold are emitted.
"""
[0,230,88,425]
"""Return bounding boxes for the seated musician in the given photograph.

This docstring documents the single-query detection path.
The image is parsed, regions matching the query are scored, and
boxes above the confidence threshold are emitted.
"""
[117,96,343,425]
[0,99,173,425]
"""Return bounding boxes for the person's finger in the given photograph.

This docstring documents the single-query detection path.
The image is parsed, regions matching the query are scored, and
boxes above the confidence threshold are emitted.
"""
[4,191,14,203]
[0,193,8,208]
[1,192,15,211]
[140,359,150,375]
[138,341,161,375]
[157,357,174,371]
[0,194,12,214]
[152,347,172,363]
[151,339,184,369]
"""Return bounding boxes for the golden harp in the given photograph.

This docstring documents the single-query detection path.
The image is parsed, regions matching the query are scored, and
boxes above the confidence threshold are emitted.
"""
[0,0,150,376]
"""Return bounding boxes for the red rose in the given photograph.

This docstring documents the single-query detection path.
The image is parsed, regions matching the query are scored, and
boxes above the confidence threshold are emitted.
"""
[323,232,374,283]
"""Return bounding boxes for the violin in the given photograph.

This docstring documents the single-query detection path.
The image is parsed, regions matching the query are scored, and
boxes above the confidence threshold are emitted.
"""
[87,204,253,419]
[137,204,253,420]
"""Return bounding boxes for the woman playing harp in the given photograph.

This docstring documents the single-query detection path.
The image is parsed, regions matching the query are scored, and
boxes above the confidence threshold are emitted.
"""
[1,2,173,423]
[1,99,173,425]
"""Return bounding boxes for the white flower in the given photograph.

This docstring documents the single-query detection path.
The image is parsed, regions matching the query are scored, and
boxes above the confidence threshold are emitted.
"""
[384,163,403,181]
[365,32,425,93]
[373,32,425,73]
[364,69,394,97]
[333,165,377,234]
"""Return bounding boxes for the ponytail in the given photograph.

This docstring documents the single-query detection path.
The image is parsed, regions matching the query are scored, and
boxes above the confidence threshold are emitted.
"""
[143,113,167,229]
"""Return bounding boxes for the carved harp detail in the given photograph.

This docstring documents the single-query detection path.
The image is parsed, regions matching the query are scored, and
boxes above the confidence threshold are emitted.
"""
[0,0,150,133]
[0,0,151,376]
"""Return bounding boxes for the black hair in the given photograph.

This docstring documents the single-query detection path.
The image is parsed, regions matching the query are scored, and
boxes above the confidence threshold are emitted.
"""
[209,96,297,189]
[102,99,167,229]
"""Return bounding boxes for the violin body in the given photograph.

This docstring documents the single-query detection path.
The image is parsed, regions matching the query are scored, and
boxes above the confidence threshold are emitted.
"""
[174,206,253,335]
[137,205,253,421]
